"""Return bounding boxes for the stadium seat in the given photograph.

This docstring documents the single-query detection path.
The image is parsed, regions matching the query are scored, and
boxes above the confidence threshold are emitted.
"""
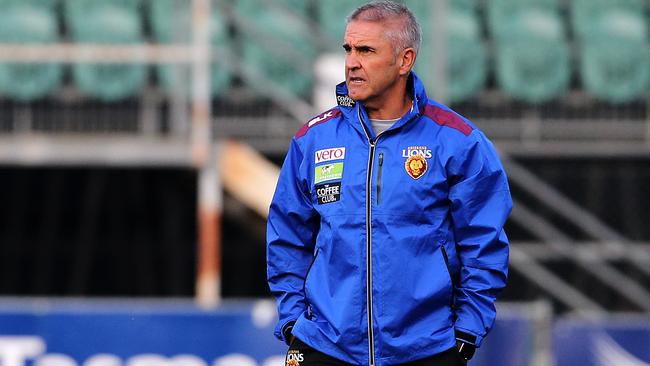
[571,0,650,103]
[450,0,479,12]
[318,0,478,43]
[414,8,487,103]
[236,0,309,16]
[570,0,645,40]
[318,0,368,42]
[405,0,478,14]
[496,39,570,104]
[236,2,315,96]
[489,0,570,103]
[487,0,559,40]
[580,42,650,103]
[0,0,56,9]
[0,3,62,101]
[149,0,231,97]
[64,0,146,101]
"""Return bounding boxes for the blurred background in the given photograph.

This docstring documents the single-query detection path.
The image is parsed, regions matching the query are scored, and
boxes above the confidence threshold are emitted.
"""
[0,0,650,365]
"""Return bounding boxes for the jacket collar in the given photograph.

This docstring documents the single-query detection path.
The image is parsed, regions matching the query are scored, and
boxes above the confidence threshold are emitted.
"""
[334,71,429,140]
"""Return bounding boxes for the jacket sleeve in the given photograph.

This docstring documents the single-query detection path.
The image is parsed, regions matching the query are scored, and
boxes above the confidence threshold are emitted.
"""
[447,131,513,347]
[266,137,319,344]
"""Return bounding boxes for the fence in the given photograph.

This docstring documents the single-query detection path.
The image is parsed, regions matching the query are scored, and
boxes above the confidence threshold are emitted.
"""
[2,299,649,366]
[0,300,550,366]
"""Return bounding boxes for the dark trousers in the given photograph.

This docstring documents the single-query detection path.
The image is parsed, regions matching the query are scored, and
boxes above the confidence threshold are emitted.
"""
[286,338,467,366]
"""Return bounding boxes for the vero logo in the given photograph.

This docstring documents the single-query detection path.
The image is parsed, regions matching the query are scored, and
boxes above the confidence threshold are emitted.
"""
[315,147,345,164]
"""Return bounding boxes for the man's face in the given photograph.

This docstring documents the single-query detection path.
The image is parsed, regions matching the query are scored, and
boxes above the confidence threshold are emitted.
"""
[343,20,403,106]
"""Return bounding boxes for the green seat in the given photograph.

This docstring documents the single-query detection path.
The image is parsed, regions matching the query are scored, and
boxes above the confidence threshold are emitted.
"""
[0,4,62,101]
[236,0,309,16]
[319,1,474,45]
[496,40,570,104]
[580,42,650,103]
[415,10,487,103]
[237,3,315,96]
[65,0,146,101]
[405,0,478,15]
[571,0,645,40]
[571,0,649,102]
[0,0,56,9]
[487,0,559,40]
[319,1,471,43]
[318,0,370,43]
[450,0,479,11]
[149,0,231,97]
[490,2,570,103]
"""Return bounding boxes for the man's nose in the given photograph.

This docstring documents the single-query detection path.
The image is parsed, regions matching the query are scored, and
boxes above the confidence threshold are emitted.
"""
[346,53,361,70]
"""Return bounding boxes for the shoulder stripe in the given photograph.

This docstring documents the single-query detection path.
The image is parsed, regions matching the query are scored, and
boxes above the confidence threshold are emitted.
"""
[421,104,473,136]
[295,108,342,139]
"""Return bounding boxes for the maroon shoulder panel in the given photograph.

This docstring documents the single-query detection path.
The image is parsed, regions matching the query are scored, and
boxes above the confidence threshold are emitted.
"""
[295,108,342,139]
[421,104,473,136]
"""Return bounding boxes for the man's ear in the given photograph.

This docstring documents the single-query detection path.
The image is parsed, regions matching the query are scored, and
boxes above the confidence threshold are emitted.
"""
[399,48,416,75]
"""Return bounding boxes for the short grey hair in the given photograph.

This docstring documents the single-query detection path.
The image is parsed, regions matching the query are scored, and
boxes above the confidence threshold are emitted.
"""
[347,1,421,56]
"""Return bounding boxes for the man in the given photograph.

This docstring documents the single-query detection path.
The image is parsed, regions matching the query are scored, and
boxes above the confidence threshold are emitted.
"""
[267,1,512,365]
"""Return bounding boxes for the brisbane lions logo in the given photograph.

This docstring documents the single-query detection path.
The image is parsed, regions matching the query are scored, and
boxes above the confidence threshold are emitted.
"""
[404,154,427,179]
[403,145,430,179]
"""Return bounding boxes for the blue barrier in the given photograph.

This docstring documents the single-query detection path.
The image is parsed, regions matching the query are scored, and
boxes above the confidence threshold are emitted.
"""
[0,300,286,366]
[554,316,650,366]
[6,300,650,366]
[0,300,539,366]
[473,314,535,366]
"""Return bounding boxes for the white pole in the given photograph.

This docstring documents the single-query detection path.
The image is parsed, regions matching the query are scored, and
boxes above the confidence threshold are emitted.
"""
[191,0,221,308]
[431,0,448,104]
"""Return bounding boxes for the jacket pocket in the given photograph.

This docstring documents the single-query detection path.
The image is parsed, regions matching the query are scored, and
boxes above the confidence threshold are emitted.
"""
[303,249,320,296]
[440,246,452,282]
[439,244,456,310]
[376,152,384,206]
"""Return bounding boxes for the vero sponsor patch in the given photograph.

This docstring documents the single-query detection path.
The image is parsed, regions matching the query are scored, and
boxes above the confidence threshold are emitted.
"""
[315,147,345,164]
[314,162,343,184]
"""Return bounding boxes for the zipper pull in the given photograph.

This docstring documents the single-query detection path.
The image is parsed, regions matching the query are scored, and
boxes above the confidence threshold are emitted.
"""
[379,153,384,166]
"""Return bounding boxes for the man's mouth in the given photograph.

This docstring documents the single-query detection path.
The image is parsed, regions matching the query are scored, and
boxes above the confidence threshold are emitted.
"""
[348,76,365,84]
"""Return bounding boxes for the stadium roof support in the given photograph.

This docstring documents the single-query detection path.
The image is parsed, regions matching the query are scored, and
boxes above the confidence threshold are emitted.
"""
[509,247,605,315]
[505,156,650,312]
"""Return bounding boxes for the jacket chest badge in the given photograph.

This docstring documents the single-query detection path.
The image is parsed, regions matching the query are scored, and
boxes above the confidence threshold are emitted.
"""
[403,146,431,180]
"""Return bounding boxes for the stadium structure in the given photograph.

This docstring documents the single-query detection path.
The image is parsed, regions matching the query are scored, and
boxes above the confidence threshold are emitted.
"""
[1,1,650,365]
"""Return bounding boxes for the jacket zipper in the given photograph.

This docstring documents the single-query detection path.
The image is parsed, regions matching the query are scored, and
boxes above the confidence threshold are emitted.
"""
[359,108,377,366]
[358,107,420,366]
[377,153,384,206]
[366,140,377,366]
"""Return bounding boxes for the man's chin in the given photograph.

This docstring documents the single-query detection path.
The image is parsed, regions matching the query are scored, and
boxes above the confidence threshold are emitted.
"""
[347,92,367,102]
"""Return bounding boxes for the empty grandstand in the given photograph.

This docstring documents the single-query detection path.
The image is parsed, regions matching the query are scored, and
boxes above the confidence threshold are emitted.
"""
[1,1,650,364]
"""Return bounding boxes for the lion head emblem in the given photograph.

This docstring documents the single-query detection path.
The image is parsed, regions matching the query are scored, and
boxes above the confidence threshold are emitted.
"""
[404,154,427,179]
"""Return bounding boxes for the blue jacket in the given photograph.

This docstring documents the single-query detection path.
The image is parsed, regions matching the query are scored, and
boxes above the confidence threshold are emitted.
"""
[267,72,512,365]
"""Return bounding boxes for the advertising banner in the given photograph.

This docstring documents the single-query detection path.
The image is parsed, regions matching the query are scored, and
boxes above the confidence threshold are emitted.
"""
[0,300,285,366]
[0,300,541,366]
[554,317,650,366]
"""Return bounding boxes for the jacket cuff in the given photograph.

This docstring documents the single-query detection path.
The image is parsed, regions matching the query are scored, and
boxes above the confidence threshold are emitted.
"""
[281,321,296,346]
[455,328,482,346]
